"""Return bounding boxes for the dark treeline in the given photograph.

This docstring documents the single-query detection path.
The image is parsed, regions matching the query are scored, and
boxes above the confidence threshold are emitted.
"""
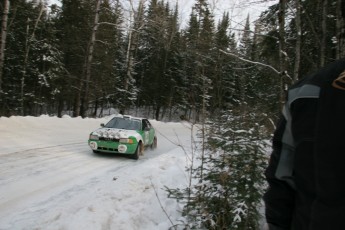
[0,0,344,120]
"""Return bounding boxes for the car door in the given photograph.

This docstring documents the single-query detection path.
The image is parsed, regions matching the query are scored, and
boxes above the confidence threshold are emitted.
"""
[146,120,155,144]
[141,119,149,145]
[142,119,154,145]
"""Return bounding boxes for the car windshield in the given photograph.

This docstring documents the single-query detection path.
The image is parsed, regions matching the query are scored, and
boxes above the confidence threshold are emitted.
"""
[104,117,141,130]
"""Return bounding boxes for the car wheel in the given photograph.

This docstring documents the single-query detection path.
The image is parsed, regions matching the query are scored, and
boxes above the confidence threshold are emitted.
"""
[131,143,141,160]
[150,137,157,150]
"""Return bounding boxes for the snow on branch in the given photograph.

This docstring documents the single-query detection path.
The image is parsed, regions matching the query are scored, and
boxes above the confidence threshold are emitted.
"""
[219,49,292,80]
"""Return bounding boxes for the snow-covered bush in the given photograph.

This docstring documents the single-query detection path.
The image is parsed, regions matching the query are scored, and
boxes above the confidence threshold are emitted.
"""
[167,110,269,229]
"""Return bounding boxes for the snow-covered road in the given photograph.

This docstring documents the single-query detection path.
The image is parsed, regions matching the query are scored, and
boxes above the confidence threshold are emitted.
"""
[0,116,194,230]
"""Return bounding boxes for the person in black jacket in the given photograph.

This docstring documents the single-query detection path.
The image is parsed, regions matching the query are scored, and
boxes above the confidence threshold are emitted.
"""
[264,59,345,230]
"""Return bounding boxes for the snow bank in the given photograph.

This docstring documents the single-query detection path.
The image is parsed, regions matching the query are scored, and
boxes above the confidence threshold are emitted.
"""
[0,116,194,230]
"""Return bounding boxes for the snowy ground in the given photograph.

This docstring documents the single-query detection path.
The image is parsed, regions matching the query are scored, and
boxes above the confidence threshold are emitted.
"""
[0,115,196,230]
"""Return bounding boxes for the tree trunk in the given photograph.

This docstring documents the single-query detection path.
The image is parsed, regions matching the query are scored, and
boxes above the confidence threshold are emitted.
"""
[293,0,301,81]
[121,0,144,114]
[81,0,102,118]
[21,18,30,116]
[320,0,327,67]
[93,98,98,117]
[58,97,63,118]
[0,0,10,92]
[336,0,345,58]
[21,2,44,115]
[155,106,160,121]
[278,0,287,105]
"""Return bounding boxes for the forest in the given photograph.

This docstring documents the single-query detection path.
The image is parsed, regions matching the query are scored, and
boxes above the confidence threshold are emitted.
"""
[1,0,344,229]
[1,0,343,120]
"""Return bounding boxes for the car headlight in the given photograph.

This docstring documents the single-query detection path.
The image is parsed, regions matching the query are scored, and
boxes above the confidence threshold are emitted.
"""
[119,138,134,144]
[89,134,99,140]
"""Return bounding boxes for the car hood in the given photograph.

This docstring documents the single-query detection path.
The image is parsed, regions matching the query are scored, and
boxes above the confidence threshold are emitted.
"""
[91,128,140,139]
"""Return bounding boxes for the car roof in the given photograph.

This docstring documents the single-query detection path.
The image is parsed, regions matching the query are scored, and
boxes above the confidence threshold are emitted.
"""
[116,114,146,121]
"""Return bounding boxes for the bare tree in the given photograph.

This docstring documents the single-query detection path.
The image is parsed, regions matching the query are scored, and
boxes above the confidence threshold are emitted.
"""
[125,0,139,94]
[21,0,44,115]
[120,0,144,114]
[82,0,102,117]
[0,0,10,92]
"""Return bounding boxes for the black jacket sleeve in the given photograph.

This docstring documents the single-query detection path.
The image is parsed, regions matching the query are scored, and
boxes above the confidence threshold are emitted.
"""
[268,223,288,230]
[310,80,345,229]
[263,117,295,230]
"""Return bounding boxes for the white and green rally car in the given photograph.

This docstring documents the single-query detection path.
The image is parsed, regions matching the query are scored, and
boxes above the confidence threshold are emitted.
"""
[88,115,157,159]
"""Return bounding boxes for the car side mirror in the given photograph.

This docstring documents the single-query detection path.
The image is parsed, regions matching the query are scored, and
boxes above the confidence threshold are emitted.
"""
[100,123,105,127]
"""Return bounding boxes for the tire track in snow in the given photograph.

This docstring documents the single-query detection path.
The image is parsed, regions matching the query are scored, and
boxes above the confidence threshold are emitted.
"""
[0,119,193,230]
[0,142,132,217]
[0,141,86,158]
[0,143,90,182]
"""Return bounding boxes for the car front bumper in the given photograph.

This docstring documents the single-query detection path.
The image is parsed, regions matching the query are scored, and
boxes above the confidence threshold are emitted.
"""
[88,140,137,154]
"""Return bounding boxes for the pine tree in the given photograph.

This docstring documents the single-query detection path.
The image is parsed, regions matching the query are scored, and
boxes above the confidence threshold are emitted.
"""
[159,2,183,120]
[59,0,93,117]
[95,0,126,117]
[182,0,215,121]
[0,0,64,116]
[32,1,65,116]
[167,111,269,229]
[134,0,179,120]
[212,13,242,112]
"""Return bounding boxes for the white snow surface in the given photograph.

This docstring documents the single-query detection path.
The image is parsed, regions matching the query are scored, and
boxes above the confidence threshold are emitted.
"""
[0,115,195,230]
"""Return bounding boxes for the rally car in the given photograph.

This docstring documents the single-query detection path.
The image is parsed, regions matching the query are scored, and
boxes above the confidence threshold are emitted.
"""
[88,115,157,159]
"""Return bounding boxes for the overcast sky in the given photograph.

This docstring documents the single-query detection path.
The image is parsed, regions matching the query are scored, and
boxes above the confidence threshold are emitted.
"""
[177,0,277,28]
[47,0,278,30]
